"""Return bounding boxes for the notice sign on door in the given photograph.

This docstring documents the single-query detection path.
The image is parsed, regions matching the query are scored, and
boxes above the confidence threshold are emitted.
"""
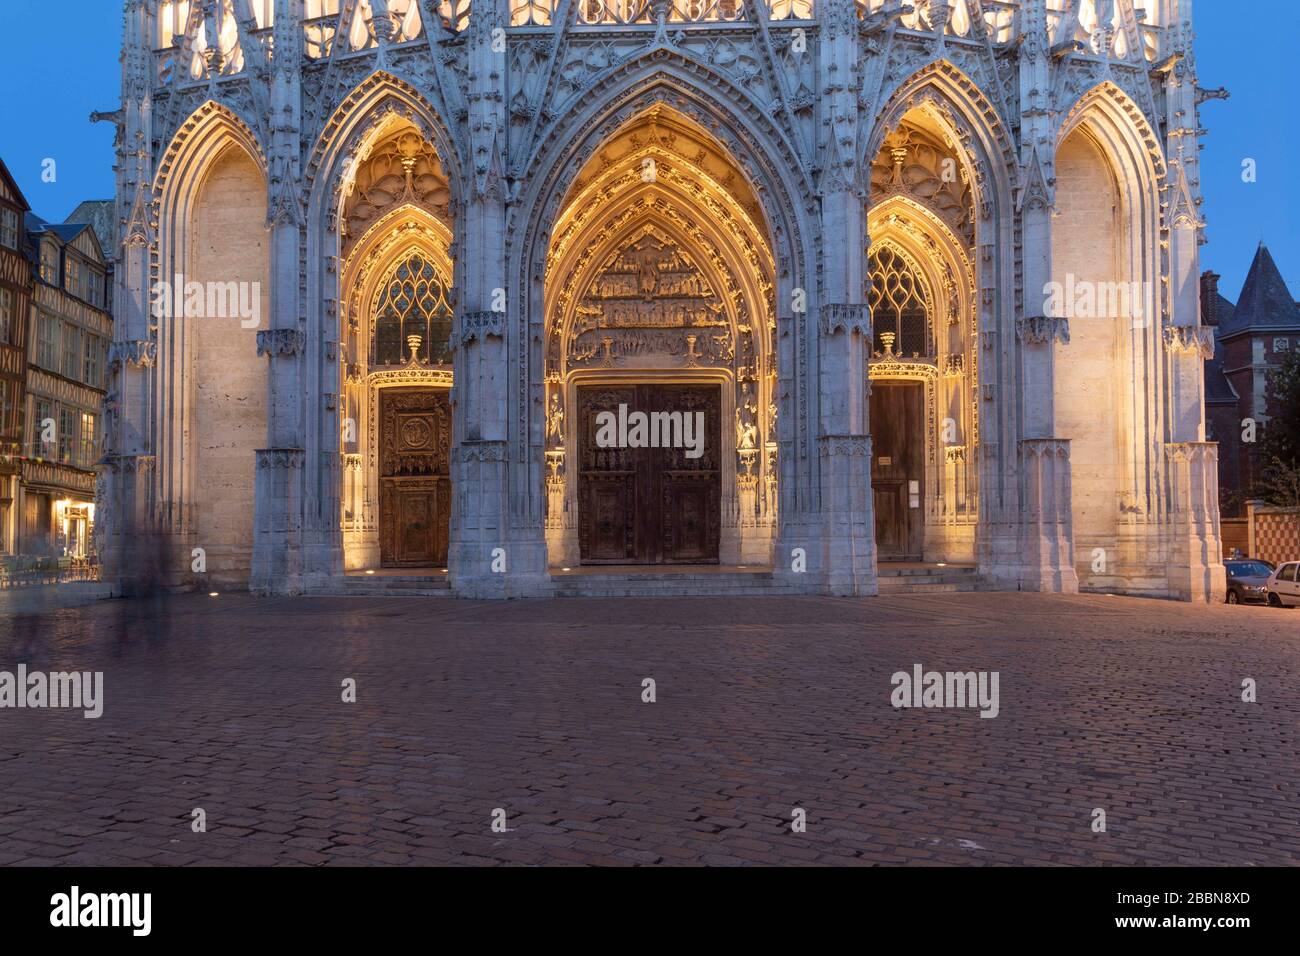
[909,479,920,509]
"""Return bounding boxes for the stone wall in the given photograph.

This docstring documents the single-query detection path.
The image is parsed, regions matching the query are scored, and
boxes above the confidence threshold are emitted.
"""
[188,146,269,586]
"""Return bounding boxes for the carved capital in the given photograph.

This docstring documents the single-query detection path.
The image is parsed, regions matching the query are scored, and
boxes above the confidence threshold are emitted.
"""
[108,340,157,369]
[255,448,305,469]
[1019,438,1072,460]
[1165,441,1219,466]
[819,303,872,338]
[818,435,871,457]
[103,453,157,474]
[1162,325,1215,359]
[453,440,508,463]
[256,329,305,358]
[1017,315,1070,346]
[452,310,506,349]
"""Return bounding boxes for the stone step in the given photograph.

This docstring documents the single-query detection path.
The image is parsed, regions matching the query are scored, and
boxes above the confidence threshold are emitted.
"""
[311,589,454,598]
[878,565,979,578]
[309,575,453,598]
[875,581,984,594]
[551,571,806,598]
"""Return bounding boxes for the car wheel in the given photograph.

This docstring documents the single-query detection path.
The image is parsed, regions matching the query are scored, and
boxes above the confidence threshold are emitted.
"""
[1268,593,1285,608]
[1226,590,1240,605]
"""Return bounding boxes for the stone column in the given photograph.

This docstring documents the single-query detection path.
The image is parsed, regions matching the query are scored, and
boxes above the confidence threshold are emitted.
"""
[804,0,875,596]
[449,0,548,597]
[1165,442,1224,602]
[101,0,165,593]
[250,0,306,594]
[1003,1,1078,593]
[1159,7,1225,602]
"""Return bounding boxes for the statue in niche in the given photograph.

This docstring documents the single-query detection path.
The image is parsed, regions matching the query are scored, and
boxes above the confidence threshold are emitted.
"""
[546,392,565,447]
[736,381,759,452]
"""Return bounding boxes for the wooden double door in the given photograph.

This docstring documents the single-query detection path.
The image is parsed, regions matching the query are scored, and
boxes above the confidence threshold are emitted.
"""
[577,384,721,565]
[870,381,925,561]
[379,388,451,568]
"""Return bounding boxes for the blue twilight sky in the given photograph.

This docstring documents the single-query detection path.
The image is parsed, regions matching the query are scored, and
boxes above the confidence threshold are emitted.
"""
[0,0,1295,302]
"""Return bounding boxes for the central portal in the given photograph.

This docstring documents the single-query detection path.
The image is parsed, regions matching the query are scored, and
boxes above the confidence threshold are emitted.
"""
[379,388,451,568]
[577,384,721,565]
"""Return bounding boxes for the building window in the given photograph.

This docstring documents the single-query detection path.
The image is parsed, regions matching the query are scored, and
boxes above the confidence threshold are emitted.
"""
[371,250,454,367]
[40,243,59,285]
[0,208,17,250]
[88,270,106,309]
[83,334,102,388]
[0,380,10,436]
[80,412,96,469]
[58,407,76,464]
[65,256,82,297]
[36,314,58,369]
[868,245,933,357]
[1274,338,1291,353]
[61,324,81,380]
[0,288,11,344]
[33,398,52,456]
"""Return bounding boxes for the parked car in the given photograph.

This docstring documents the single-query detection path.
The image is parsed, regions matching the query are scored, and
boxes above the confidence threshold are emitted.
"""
[1224,559,1275,604]
[1266,562,1300,609]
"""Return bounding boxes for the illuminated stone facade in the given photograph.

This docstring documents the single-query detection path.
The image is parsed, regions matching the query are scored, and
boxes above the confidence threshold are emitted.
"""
[101,0,1225,601]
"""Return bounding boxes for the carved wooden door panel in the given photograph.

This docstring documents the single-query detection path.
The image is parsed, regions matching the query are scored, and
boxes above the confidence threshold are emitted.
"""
[379,388,451,568]
[870,381,924,560]
[577,386,638,563]
[651,384,720,564]
[577,384,720,565]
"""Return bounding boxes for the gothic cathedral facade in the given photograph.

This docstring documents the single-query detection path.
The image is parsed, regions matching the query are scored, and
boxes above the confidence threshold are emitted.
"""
[101,0,1226,600]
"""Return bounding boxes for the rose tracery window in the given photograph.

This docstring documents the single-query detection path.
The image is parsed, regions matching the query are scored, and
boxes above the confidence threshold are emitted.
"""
[371,251,454,367]
[868,245,933,358]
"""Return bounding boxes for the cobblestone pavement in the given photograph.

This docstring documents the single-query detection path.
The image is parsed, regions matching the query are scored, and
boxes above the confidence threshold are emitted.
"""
[0,592,1296,866]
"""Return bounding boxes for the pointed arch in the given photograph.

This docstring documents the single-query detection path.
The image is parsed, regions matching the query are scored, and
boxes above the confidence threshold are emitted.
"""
[304,70,465,230]
[521,57,810,569]
[1052,79,1169,556]
[342,203,455,369]
[155,100,268,202]
[863,60,1019,223]
[865,60,1020,557]
[514,52,817,292]
[511,56,821,519]
[151,99,271,586]
[1056,80,1167,203]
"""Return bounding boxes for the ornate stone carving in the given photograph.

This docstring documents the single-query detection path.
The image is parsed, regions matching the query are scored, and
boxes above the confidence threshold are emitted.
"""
[108,340,157,369]
[818,436,871,457]
[1016,316,1070,346]
[1162,325,1215,359]
[103,454,157,474]
[256,329,306,358]
[819,304,872,338]
[452,310,506,349]
[255,448,306,469]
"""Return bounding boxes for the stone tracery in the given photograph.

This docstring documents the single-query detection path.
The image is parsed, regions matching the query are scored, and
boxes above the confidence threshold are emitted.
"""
[107,2,1224,602]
